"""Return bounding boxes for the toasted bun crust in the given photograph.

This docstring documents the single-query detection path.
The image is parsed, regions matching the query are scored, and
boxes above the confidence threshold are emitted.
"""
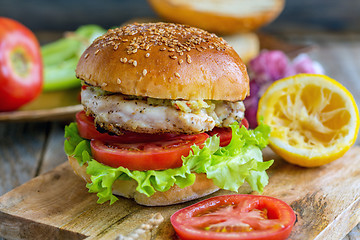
[76,22,249,101]
[148,0,284,35]
[122,19,260,64]
[68,156,220,206]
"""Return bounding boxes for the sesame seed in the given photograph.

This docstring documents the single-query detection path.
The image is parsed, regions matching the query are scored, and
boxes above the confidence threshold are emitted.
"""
[186,54,192,64]
[123,57,128,63]
[128,59,133,64]
[133,60,137,67]
[117,78,121,84]
[170,55,177,60]
[92,22,231,63]
[84,53,89,59]
[178,59,183,65]
[175,73,180,78]
[145,53,150,58]
[94,49,100,55]
[143,69,147,76]
[101,82,107,87]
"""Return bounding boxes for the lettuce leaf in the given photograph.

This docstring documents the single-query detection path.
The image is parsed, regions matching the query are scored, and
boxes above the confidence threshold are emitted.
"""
[64,123,195,204]
[183,123,273,193]
[64,122,273,204]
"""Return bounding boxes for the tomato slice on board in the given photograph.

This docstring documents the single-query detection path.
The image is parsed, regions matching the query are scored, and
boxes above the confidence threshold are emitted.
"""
[90,133,209,171]
[207,118,249,147]
[76,111,178,143]
[171,194,296,240]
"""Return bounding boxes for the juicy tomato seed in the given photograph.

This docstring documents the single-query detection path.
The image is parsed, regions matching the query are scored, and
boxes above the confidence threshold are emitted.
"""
[171,195,296,240]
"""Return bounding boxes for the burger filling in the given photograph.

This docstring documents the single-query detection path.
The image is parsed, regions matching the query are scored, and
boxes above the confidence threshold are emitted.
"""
[81,85,245,135]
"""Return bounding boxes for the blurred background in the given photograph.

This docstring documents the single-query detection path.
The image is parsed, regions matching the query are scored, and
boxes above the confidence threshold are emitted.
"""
[1,0,360,34]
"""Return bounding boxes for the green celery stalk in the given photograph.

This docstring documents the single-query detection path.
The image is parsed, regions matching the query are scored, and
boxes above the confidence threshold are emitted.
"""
[43,58,79,91]
[42,38,81,66]
[41,25,106,92]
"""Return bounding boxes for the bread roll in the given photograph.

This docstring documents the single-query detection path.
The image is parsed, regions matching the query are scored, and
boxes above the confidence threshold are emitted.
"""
[148,0,285,34]
[76,22,249,101]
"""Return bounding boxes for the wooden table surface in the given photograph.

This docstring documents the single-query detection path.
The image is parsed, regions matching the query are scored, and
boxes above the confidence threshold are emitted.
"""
[0,32,359,239]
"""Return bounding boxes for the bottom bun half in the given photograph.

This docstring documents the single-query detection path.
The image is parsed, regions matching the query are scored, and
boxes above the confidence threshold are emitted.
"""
[68,156,220,206]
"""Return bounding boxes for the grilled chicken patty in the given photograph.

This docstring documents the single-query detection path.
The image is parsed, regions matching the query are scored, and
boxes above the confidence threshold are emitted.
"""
[81,86,245,135]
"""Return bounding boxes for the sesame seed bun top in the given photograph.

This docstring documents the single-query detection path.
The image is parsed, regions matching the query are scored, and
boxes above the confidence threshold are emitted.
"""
[76,22,249,101]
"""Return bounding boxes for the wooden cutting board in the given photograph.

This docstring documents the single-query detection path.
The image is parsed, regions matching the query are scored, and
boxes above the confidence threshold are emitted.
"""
[0,146,359,240]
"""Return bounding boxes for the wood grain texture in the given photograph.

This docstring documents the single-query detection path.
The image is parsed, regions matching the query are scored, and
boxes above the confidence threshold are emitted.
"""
[0,146,359,240]
[38,122,72,175]
[262,148,360,240]
[0,122,49,195]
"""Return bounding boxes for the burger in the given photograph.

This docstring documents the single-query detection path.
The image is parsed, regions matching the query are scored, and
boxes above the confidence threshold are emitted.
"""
[64,22,273,206]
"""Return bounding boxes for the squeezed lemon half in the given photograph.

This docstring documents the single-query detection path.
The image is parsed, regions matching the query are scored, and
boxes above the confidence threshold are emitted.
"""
[257,74,359,167]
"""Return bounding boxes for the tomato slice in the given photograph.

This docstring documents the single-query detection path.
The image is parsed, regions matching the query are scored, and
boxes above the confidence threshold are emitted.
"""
[207,118,249,147]
[171,194,296,240]
[76,111,178,143]
[90,133,209,171]
[77,110,249,170]
[241,118,249,129]
[207,127,232,147]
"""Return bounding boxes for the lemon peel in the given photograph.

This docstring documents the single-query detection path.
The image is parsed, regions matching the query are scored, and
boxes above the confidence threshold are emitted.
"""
[257,74,359,167]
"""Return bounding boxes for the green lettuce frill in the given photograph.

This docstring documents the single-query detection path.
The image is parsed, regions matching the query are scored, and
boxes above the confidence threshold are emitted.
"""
[64,122,273,204]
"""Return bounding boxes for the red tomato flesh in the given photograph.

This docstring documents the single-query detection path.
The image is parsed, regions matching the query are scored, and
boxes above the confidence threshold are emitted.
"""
[76,111,178,143]
[207,118,249,147]
[171,195,296,240]
[90,133,208,171]
[76,111,249,170]
[0,17,43,111]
